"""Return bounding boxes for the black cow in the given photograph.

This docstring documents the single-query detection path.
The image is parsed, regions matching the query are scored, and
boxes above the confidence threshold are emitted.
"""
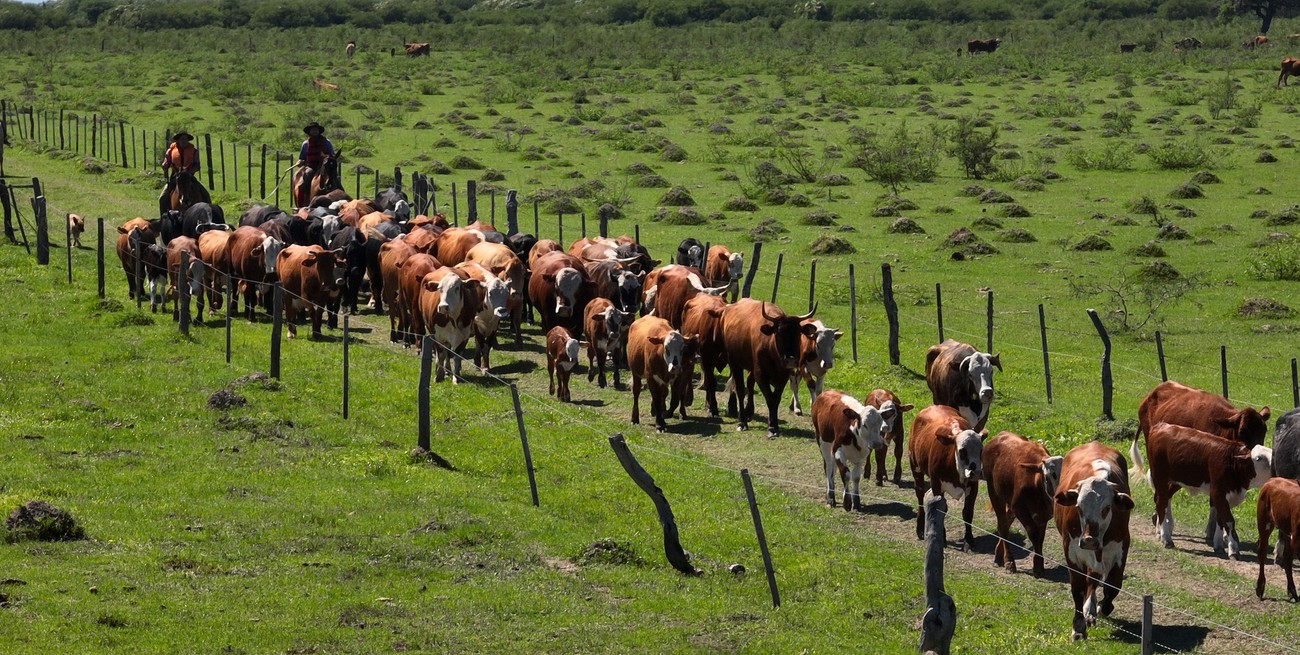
[327,225,368,320]
[239,204,288,228]
[374,188,408,213]
[1276,408,1300,481]
[675,238,705,269]
[967,38,1002,55]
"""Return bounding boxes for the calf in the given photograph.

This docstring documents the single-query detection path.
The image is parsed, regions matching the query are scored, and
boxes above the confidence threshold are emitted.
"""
[628,315,698,433]
[68,213,84,248]
[909,405,987,550]
[1054,441,1134,642]
[1256,477,1300,602]
[545,325,583,403]
[583,298,631,389]
[813,390,888,511]
[925,339,1000,432]
[788,319,843,417]
[864,389,914,486]
[983,432,1063,576]
[277,245,345,339]
[418,266,482,384]
[1131,422,1272,559]
[165,236,208,322]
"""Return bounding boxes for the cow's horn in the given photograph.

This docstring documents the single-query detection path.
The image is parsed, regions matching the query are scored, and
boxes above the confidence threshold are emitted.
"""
[796,302,818,320]
[761,302,780,321]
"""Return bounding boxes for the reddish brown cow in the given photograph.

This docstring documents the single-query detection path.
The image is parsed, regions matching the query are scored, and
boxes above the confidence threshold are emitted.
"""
[435,227,490,266]
[720,299,817,437]
[454,261,511,374]
[864,389,914,486]
[925,339,1001,432]
[545,325,583,403]
[584,259,642,316]
[405,42,430,57]
[464,241,527,345]
[418,266,481,383]
[198,229,233,315]
[276,245,345,339]
[225,225,285,321]
[703,244,743,298]
[1054,441,1133,641]
[628,315,698,432]
[403,225,440,254]
[583,298,632,389]
[1131,422,1272,559]
[165,236,209,322]
[337,199,378,227]
[528,251,594,335]
[115,218,159,302]
[1246,34,1270,48]
[68,213,84,248]
[528,239,563,271]
[679,293,728,417]
[983,432,1063,576]
[1256,477,1300,602]
[813,390,888,511]
[378,238,420,343]
[909,404,987,550]
[643,264,727,328]
[396,253,442,346]
[358,211,396,238]
[1280,58,1300,87]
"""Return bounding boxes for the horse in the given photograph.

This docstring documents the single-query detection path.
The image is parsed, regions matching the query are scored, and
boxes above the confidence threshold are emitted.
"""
[167,172,212,213]
[292,151,344,210]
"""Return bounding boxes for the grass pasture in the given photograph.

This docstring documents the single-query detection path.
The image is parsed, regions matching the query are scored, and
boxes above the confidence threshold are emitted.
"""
[4,17,1300,653]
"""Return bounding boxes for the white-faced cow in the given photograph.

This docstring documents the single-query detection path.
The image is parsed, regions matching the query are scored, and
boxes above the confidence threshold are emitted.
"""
[454,261,512,374]
[909,404,988,550]
[703,244,743,299]
[813,390,888,511]
[418,266,482,384]
[983,431,1063,576]
[675,237,705,269]
[545,325,583,403]
[583,298,632,389]
[720,299,817,438]
[225,225,284,321]
[165,236,208,322]
[1256,477,1300,602]
[865,389,914,486]
[1130,422,1272,559]
[925,339,1001,432]
[788,319,843,417]
[628,315,698,433]
[1054,441,1134,642]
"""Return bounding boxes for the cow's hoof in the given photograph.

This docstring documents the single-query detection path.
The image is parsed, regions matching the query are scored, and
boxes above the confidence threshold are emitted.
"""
[655,426,666,433]
[766,429,779,439]
[875,479,884,487]
[1071,631,1086,642]
[793,408,803,417]
[1099,599,1114,617]
[1005,561,1016,574]
[962,541,975,553]
[1289,594,1299,604]
[1162,540,1174,549]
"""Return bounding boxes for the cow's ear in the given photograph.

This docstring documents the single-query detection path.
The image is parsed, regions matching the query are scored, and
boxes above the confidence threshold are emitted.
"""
[302,252,318,266]
[843,407,860,423]
[801,323,819,337]
[252,244,264,257]
[649,335,665,345]
[979,429,989,442]
[759,323,777,335]
[1115,493,1135,511]
[1260,406,1272,421]
[1055,489,1079,507]
[899,403,915,412]
[990,353,1002,371]
[708,307,724,319]
[117,226,129,234]
[935,432,956,445]
[1019,462,1043,471]
[833,330,844,340]
[542,273,556,283]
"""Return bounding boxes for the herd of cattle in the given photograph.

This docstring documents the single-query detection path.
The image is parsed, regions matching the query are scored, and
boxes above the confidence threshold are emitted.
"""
[104,189,1300,640]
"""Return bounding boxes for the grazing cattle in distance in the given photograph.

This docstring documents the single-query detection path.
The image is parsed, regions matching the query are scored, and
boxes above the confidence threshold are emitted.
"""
[721,299,817,437]
[1130,422,1272,559]
[1275,408,1300,481]
[627,315,698,432]
[68,213,84,248]
[967,38,1001,55]
[675,237,705,269]
[788,319,843,417]
[405,43,431,57]
[1173,36,1202,51]
[226,226,285,321]
[909,404,987,550]
[679,293,728,417]
[454,261,511,374]
[276,245,345,339]
[1055,441,1133,642]
[583,298,632,389]
[983,432,1062,576]
[395,252,442,346]
[198,229,233,314]
[703,244,743,298]
[327,226,367,317]
[165,236,208,322]
[313,79,339,92]
[1279,58,1300,87]
[864,388,914,486]
[528,251,594,335]
[345,41,356,60]
[813,390,887,511]
[1245,34,1270,48]
[418,266,481,384]
[925,339,1001,432]
[545,325,583,403]
[1119,43,1137,53]
[1256,477,1300,602]
[584,259,642,315]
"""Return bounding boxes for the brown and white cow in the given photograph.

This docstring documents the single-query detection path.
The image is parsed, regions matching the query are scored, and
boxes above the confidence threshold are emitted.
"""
[720,299,817,437]
[1131,422,1272,559]
[967,38,1001,54]
[405,42,431,57]
[583,298,632,389]
[628,315,698,433]
[788,319,843,417]
[679,293,729,417]
[983,432,1063,576]
[464,241,526,344]
[68,213,84,248]
[1246,34,1270,48]
[454,261,511,374]
[276,245,345,339]
[909,404,988,550]
[528,251,593,335]
[435,226,492,267]
[1054,441,1134,642]
[584,259,642,316]
[864,388,914,486]
[703,244,743,298]
[528,239,563,271]
[1279,58,1300,87]
[378,238,421,343]
[225,225,285,321]
[197,228,233,315]
[395,252,443,346]
[1256,477,1300,602]
[165,236,209,322]
[814,390,889,511]
[418,266,482,384]
[642,264,727,328]
[545,325,583,403]
[925,339,1001,432]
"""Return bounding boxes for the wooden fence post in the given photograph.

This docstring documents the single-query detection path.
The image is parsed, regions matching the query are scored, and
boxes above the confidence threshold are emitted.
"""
[511,384,539,507]
[849,263,858,363]
[119,122,127,168]
[466,180,478,222]
[607,434,700,576]
[741,469,780,608]
[178,250,190,335]
[1293,358,1298,409]
[534,198,539,237]
[204,134,215,190]
[505,189,519,236]
[919,493,956,655]
[418,335,433,451]
[233,143,239,193]
[91,113,98,158]
[96,217,105,298]
[451,182,458,225]
[342,314,350,420]
[260,144,267,199]
[394,166,403,195]
[33,196,48,265]
[985,289,993,354]
[740,241,762,299]
[225,274,233,364]
[270,283,283,379]
[770,252,783,304]
[1155,330,1167,382]
[558,212,564,246]
[1141,595,1153,655]
[374,170,380,199]
[1038,304,1052,404]
[599,204,609,238]
[882,263,900,366]
[0,180,12,244]
[935,282,944,343]
[58,108,64,150]
[1220,345,1229,399]
[581,211,586,238]
[491,190,496,223]
[807,258,816,314]
[219,140,227,192]
[245,143,252,198]
[1086,309,1113,420]
[634,223,640,246]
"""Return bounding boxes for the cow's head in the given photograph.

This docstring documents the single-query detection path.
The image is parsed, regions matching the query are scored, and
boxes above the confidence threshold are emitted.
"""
[598,306,631,344]
[616,269,642,314]
[1242,445,1273,489]
[484,274,511,320]
[1219,406,1271,448]
[847,403,887,452]
[803,320,844,375]
[727,252,744,281]
[1024,455,1066,499]
[184,254,205,298]
[428,273,465,317]
[677,239,704,269]
[260,235,285,274]
[958,350,1001,404]
[938,423,987,485]
[1055,472,1134,552]
[761,302,818,371]
[650,329,696,376]
[547,267,583,317]
[876,398,915,441]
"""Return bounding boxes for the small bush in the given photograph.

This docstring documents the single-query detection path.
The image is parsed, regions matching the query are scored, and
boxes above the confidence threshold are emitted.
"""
[979,189,1014,203]
[997,228,1037,243]
[1147,138,1222,170]
[749,217,788,243]
[662,208,705,225]
[1248,242,1300,280]
[888,218,925,234]
[1071,235,1113,251]
[5,501,86,543]
[722,196,758,211]
[1066,145,1134,171]
[810,235,856,255]
[449,155,484,170]
[578,538,645,566]
[658,186,695,206]
[1131,241,1167,257]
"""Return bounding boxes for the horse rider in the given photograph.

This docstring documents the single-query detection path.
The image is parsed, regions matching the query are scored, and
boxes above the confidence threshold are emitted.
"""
[295,122,335,207]
[158,131,200,216]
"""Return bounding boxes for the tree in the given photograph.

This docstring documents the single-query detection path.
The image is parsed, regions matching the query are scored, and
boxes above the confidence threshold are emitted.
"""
[1225,0,1300,35]
[947,116,999,181]
[849,123,941,196]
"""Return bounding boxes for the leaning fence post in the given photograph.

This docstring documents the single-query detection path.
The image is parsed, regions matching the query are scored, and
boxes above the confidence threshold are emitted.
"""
[770,252,783,304]
[935,283,943,343]
[607,433,700,576]
[533,199,539,237]
[96,217,105,298]
[1155,330,1167,382]
[740,469,780,608]
[807,258,816,314]
[511,384,540,507]
[849,263,858,363]
[740,241,761,299]
[1141,595,1153,655]
[505,189,519,236]
[466,180,478,222]
[33,196,48,266]
[270,283,283,379]
[558,212,564,246]
[119,121,127,168]
[342,314,350,419]
[985,289,993,354]
[178,251,191,335]
[882,263,900,366]
[1038,304,1052,404]
[418,335,433,451]
[919,493,956,655]
[491,190,496,223]
[451,182,458,225]
[1086,308,1113,420]
[204,134,215,190]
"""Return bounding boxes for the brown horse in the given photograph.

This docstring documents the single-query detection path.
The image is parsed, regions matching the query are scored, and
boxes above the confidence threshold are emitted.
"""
[167,172,212,213]
[291,151,343,209]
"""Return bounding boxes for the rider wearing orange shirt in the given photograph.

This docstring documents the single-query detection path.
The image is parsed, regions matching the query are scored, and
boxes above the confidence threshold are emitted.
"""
[158,131,200,216]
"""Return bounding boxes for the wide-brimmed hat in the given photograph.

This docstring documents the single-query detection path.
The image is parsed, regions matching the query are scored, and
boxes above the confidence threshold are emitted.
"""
[303,122,325,135]
[173,131,194,141]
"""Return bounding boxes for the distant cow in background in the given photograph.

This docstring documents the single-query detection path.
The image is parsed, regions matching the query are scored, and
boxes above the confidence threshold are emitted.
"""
[1173,36,1202,51]
[1279,58,1300,87]
[1119,43,1137,53]
[1246,35,1270,48]
[345,41,356,60]
[405,43,430,57]
[967,38,1001,55]
[68,213,84,248]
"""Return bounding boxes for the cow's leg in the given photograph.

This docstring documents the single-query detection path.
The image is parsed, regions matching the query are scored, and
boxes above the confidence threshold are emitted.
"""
[1098,563,1124,618]
[848,459,864,511]
[1210,491,1238,558]
[1286,535,1299,602]
[653,383,668,432]
[1024,512,1048,577]
[630,374,641,425]
[326,298,338,330]
[1068,571,1089,641]
[612,348,622,390]
[1205,508,1219,547]
[1258,517,1274,599]
[450,343,464,384]
[961,483,978,552]
[311,305,323,340]
[548,358,556,396]
[819,441,836,507]
[992,504,1012,570]
[587,345,599,384]
[701,363,718,417]
[788,372,803,416]
[1153,485,1175,549]
[913,475,927,540]
[874,440,887,487]
[892,432,904,485]
[725,372,739,419]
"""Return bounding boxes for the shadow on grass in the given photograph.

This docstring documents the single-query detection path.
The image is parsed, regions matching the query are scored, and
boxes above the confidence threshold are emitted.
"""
[1106,617,1210,651]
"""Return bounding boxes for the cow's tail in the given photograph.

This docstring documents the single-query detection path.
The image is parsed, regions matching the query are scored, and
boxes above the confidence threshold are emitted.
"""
[1128,429,1148,486]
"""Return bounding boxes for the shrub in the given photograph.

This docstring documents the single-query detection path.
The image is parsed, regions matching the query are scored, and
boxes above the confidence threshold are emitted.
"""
[1248,242,1300,281]
[749,217,788,243]
[948,115,999,180]
[810,235,856,255]
[800,209,839,226]
[851,122,941,195]
[1168,183,1204,199]
[1147,138,1222,170]
[997,228,1037,243]
[1239,297,1293,318]
[658,186,695,206]
[1066,145,1134,171]
[5,500,86,543]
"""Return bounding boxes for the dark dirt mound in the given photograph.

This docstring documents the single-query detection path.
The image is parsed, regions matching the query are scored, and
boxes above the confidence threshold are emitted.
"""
[810,235,856,255]
[888,218,925,234]
[1070,235,1113,251]
[206,390,247,411]
[978,189,1014,203]
[722,196,758,212]
[1130,241,1167,257]
[1157,224,1190,240]
[577,538,645,566]
[997,228,1037,243]
[5,501,86,543]
[658,186,695,207]
[1239,297,1293,319]
[943,227,979,247]
[1134,261,1181,281]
